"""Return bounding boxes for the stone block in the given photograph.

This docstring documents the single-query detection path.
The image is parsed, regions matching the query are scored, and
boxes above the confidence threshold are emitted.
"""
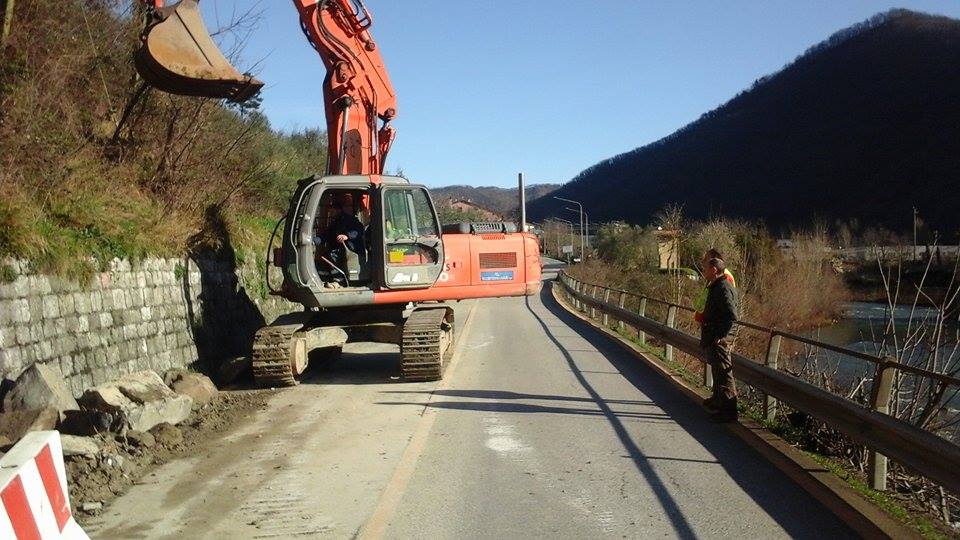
[112,289,127,310]
[41,296,60,318]
[61,435,101,457]
[29,324,41,343]
[11,298,30,324]
[73,293,90,314]
[90,291,103,312]
[100,312,114,328]
[64,315,80,333]
[1,346,23,374]
[59,357,74,378]
[27,297,42,321]
[29,276,51,295]
[78,371,192,432]
[0,327,12,349]
[7,363,79,419]
[0,283,15,300]
[15,325,32,346]
[68,377,84,401]
[164,370,218,407]
[0,408,59,445]
[12,278,30,298]
[58,295,75,315]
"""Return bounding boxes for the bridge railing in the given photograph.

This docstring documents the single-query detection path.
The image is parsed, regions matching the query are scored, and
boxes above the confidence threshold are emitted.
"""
[556,270,960,494]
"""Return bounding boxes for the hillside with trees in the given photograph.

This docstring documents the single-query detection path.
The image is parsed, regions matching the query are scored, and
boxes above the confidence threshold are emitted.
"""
[431,184,560,220]
[529,9,960,235]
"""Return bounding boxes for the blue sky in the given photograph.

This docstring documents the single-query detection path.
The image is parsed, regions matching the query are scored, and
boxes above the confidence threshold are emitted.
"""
[201,1,960,189]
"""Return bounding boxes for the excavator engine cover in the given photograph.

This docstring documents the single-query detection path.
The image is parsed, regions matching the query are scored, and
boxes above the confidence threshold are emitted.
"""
[135,0,264,102]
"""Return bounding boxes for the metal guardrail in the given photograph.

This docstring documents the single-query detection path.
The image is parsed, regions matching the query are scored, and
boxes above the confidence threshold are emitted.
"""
[556,271,960,494]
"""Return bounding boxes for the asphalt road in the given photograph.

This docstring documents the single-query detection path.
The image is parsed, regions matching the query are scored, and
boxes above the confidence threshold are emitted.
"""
[87,263,853,539]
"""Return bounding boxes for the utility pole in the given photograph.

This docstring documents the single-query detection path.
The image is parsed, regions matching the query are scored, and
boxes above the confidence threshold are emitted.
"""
[518,172,527,233]
[555,196,584,263]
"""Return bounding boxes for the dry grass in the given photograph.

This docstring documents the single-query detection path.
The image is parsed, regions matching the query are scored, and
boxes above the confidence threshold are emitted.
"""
[0,0,325,276]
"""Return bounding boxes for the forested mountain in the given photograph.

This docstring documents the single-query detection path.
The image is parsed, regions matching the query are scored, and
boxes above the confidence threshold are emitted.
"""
[528,9,960,233]
[432,184,560,218]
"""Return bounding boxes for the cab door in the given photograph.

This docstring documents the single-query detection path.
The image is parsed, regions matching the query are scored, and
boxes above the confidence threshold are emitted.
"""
[378,185,444,289]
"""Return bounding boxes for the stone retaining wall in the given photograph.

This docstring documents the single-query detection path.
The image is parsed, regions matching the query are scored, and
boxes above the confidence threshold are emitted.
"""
[0,258,292,397]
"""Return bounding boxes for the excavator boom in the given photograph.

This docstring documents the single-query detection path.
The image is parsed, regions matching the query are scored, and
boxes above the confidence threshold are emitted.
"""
[136,0,396,174]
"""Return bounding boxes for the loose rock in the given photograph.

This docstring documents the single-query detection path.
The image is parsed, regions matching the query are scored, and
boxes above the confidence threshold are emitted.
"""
[123,430,155,449]
[0,407,58,446]
[162,368,189,388]
[61,435,101,457]
[81,502,103,513]
[7,364,79,420]
[165,371,218,407]
[149,422,183,447]
[78,371,192,432]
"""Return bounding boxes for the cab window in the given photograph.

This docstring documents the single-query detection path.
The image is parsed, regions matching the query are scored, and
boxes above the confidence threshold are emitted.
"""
[383,188,439,266]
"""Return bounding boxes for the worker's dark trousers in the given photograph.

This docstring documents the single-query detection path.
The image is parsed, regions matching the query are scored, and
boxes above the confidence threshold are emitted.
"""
[706,337,737,410]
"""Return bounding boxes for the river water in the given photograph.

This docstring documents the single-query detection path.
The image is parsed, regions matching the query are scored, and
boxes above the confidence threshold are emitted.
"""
[806,301,958,390]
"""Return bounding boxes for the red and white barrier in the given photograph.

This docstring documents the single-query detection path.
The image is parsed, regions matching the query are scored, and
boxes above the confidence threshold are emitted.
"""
[0,431,88,539]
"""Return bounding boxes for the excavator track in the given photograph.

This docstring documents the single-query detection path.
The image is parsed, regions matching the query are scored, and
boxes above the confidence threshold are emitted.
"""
[400,308,454,382]
[252,324,305,388]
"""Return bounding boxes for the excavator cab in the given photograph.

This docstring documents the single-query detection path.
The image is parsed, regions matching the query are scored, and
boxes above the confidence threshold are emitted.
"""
[135,0,263,102]
[272,175,445,307]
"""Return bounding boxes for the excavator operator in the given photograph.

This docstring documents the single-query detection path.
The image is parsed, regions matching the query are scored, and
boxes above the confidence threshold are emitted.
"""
[321,197,366,269]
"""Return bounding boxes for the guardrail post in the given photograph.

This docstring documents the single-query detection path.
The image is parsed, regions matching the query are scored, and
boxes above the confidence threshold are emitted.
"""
[618,292,626,331]
[665,305,677,363]
[868,361,896,491]
[637,298,647,345]
[602,289,611,326]
[572,281,580,310]
[590,286,598,319]
[763,333,782,422]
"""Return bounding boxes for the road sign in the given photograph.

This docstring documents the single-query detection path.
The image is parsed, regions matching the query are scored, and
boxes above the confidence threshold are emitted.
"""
[561,245,574,254]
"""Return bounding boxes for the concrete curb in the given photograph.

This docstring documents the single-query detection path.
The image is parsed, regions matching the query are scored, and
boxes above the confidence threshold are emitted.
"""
[550,280,918,540]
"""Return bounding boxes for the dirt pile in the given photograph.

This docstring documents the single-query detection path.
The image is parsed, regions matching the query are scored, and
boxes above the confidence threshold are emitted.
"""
[67,390,270,524]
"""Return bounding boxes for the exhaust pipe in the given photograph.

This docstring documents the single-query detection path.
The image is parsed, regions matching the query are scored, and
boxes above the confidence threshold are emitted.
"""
[135,0,264,102]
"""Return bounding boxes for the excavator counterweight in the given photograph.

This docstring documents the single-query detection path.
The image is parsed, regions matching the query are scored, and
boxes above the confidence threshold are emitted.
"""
[135,0,263,102]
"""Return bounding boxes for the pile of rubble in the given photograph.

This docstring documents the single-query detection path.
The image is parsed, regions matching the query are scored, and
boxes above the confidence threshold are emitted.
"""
[0,362,268,518]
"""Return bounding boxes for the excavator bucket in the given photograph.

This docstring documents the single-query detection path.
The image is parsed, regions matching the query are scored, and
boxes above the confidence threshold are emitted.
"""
[135,0,263,102]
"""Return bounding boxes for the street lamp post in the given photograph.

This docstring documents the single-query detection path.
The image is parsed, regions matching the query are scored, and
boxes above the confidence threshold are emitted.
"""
[564,207,591,253]
[554,196,584,262]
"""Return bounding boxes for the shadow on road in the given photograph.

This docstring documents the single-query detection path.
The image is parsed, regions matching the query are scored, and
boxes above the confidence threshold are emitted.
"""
[525,280,852,539]
[299,346,404,386]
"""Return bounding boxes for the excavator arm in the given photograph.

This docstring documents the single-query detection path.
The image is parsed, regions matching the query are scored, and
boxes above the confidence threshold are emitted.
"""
[137,0,396,175]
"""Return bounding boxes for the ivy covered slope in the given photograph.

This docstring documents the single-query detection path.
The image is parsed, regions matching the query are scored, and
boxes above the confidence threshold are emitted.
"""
[0,0,327,281]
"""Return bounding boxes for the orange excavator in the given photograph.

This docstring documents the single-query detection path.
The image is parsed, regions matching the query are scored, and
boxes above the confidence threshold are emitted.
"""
[136,0,542,385]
